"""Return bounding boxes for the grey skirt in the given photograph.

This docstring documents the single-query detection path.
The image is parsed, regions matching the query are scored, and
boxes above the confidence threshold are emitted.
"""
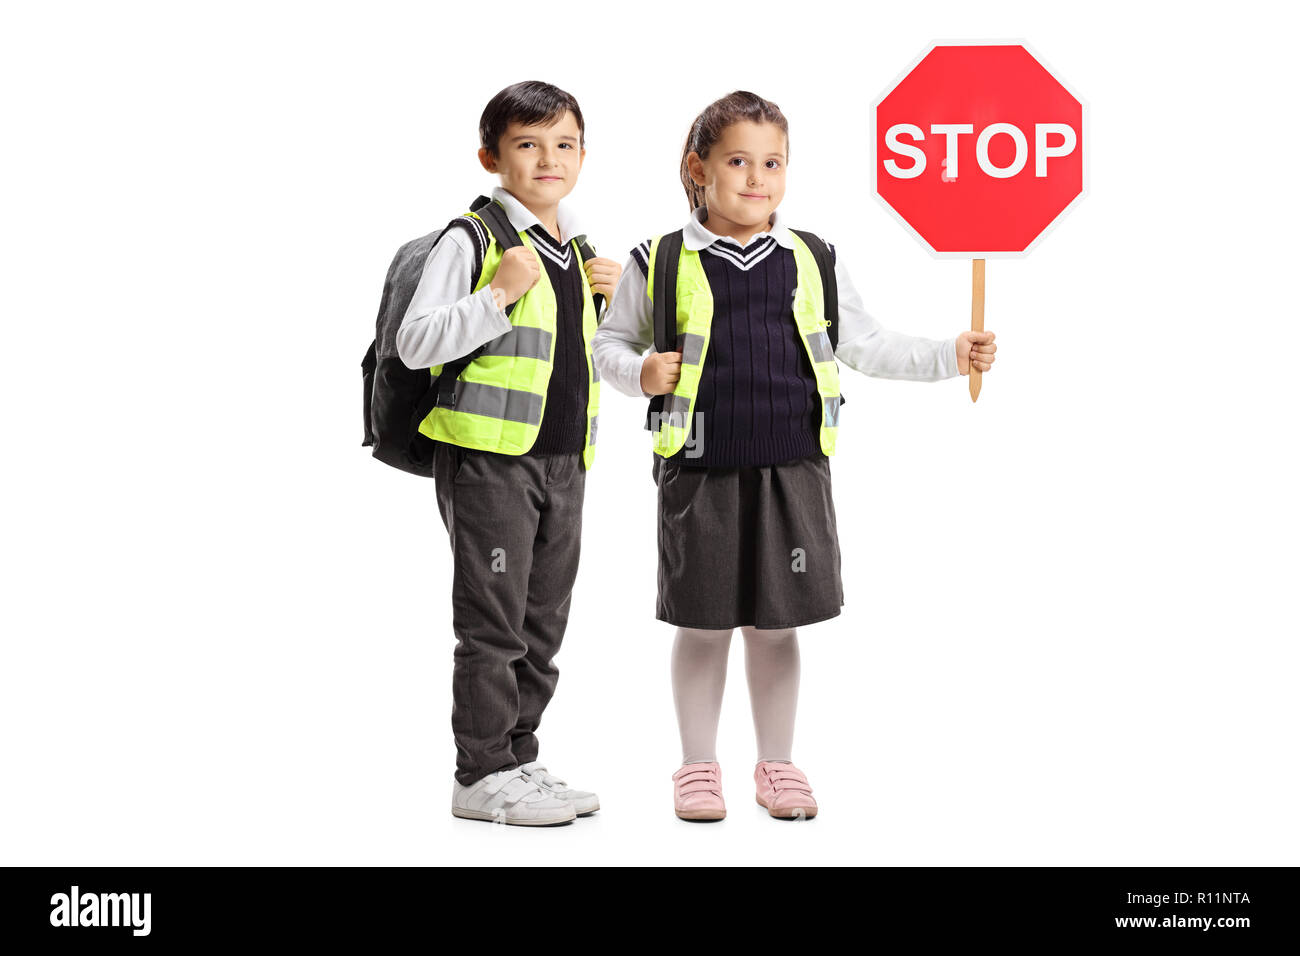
[652,453,845,630]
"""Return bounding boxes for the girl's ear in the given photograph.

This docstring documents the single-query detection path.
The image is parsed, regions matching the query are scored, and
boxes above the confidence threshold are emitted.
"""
[477,147,497,174]
[686,151,707,186]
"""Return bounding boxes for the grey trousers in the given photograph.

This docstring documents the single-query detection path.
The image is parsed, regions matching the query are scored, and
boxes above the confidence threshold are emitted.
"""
[433,441,586,786]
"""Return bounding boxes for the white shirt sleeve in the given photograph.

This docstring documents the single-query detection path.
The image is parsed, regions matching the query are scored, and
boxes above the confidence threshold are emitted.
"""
[395,226,514,370]
[832,256,958,382]
[592,254,656,399]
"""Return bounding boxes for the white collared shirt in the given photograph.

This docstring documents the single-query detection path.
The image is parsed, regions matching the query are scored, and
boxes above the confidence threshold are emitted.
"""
[491,184,587,246]
[683,201,794,251]
[591,204,958,399]
[395,186,587,370]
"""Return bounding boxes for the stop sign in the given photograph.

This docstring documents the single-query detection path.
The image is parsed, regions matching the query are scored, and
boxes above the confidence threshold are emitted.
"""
[873,42,1087,257]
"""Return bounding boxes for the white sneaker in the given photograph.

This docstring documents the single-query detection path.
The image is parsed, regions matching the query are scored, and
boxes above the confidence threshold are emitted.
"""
[452,768,577,826]
[518,761,600,816]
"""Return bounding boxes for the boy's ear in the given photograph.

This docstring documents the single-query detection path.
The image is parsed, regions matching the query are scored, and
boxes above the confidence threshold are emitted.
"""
[477,147,497,174]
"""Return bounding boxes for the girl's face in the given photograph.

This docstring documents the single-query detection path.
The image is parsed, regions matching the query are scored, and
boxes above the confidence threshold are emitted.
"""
[479,111,585,210]
[687,120,788,233]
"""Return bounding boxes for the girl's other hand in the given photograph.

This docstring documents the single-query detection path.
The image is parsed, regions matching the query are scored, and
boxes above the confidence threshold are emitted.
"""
[956,330,997,375]
[583,256,623,300]
[640,351,682,395]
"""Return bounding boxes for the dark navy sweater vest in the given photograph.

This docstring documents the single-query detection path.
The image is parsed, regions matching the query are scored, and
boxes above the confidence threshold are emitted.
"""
[633,235,828,469]
[525,225,588,455]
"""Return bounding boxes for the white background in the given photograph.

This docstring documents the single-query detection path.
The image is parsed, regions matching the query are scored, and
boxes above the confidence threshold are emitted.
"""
[3,0,1296,866]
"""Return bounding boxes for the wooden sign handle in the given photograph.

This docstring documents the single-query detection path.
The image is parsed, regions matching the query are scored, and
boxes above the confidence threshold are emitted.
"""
[969,258,985,403]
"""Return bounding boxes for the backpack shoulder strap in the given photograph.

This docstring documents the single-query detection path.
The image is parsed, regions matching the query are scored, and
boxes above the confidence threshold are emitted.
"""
[651,229,685,355]
[472,195,524,261]
[575,239,605,320]
[641,229,684,432]
[789,229,840,351]
[431,197,526,410]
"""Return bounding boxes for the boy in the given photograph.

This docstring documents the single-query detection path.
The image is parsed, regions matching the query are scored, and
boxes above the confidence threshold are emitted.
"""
[397,81,621,826]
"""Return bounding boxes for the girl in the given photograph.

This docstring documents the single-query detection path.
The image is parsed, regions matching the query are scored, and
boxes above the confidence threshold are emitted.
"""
[591,91,996,821]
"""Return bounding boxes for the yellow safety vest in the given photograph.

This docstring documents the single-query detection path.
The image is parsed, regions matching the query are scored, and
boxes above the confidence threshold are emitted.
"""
[418,207,602,469]
[645,231,841,459]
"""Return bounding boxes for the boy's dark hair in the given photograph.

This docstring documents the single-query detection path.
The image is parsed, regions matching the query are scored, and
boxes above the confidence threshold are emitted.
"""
[479,81,586,158]
[680,90,789,211]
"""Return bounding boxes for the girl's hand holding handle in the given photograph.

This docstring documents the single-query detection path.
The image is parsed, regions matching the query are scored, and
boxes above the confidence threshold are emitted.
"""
[640,351,683,395]
[583,256,623,300]
[956,330,997,375]
[490,247,542,306]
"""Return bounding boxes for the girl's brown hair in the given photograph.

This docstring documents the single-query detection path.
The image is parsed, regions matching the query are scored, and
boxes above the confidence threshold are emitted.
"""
[679,90,789,212]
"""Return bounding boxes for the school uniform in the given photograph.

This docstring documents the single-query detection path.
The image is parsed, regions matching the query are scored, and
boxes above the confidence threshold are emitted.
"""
[592,204,958,630]
[397,185,594,787]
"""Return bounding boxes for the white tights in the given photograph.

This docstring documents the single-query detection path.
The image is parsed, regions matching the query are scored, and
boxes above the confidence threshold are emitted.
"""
[670,626,800,765]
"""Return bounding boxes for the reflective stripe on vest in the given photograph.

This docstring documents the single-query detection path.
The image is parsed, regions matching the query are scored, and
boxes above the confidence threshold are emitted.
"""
[479,325,553,362]
[646,230,841,459]
[418,207,602,469]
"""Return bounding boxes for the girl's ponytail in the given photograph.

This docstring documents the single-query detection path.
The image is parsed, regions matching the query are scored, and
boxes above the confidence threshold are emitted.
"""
[679,91,789,213]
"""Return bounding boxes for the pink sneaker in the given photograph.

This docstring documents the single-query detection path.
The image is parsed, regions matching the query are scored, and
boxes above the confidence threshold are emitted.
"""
[672,761,726,821]
[754,761,818,819]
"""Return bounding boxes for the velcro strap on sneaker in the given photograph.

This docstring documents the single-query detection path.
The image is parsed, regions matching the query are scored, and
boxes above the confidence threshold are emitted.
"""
[678,780,721,796]
[483,768,528,797]
[676,768,719,783]
[525,764,567,789]
[765,769,812,793]
[676,768,721,794]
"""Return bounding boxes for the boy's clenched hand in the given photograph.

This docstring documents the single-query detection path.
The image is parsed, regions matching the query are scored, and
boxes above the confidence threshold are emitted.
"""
[490,247,541,306]
[641,351,682,395]
[956,330,997,375]
[583,257,622,300]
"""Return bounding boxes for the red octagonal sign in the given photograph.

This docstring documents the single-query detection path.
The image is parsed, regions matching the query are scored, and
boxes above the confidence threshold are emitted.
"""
[873,41,1087,258]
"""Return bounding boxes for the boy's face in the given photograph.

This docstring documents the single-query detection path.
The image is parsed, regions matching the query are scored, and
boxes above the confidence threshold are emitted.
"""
[479,111,585,210]
[688,120,788,231]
